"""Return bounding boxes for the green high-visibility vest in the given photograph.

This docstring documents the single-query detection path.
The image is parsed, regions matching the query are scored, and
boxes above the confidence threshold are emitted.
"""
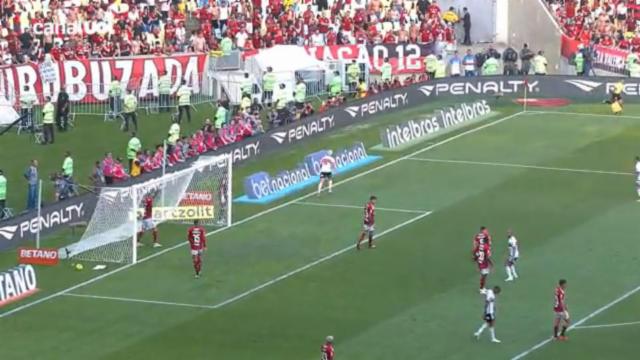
[295,82,306,103]
[109,80,122,97]
[221,37,233,55]
[177,86,191,106]
[630,63,640,78]
[275,91,288,109]
[482,58,499,75]
[158,75,172,95]
[435,60,446,78]
[347,64,360,82]
[241,79,252,95]
[62,156,73,177]
[424,55,438,72]
[168,123,180,144]
[127,137,141,160]
[123,94,137,113]
[381,63,392,81]
[533,55,547,74]
[0,175,7,200]
[215,107,227,128]
[263,73,276,91]
[42,102,55,123]
[574,52,584,73]
[329,76,342,96]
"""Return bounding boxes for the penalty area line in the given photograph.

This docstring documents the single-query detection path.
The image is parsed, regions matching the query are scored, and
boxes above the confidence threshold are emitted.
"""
[295,201,429,214]
[573,320,640,330]
[0,111,523,319]
[211,211,433,309]
[62,293,217,310]
[511,283,640,360]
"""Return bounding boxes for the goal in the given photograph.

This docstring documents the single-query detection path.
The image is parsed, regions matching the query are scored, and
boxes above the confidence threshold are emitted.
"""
[62,154,232,264]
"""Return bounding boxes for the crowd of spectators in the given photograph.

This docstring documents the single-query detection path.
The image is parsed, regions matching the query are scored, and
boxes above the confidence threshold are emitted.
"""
[547,0,640,51]
[0,0,463,64]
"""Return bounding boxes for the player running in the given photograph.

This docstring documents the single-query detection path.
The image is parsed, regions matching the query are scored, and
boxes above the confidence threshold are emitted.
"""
[635,156,640,201]
[357,195,377,250]
[188,220,207,278]
[475,243,492,292]
[320,335,335,360]
[554,279,570,341]
[137,193,161,248]
[505,230,519,282]
[317,150,337,195]
[474,285,502,343]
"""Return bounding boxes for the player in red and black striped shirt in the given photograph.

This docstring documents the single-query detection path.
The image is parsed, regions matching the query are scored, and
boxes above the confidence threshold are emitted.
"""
[356,196,377,250]
[320,335,334,360]
[188,220,207,278]
[554,279,570,340]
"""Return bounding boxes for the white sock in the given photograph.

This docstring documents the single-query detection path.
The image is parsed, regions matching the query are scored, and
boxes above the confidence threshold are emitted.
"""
[490,327,497,340]
[637,188,640,197]
[317,182,323,194]
[505,266,512,278]
[476,323,487,335]
[328,180,333,192]
[511,266,518,278]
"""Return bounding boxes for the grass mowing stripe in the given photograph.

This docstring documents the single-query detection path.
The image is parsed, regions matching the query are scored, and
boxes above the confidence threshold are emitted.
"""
[407,158,633,176]
[211,211,433,309]
[0,110,524,319]
[511,284,640,360]
[62,293,217,310]
[526,110,640,120]
[573,321,640,330]
[295,201,429,214]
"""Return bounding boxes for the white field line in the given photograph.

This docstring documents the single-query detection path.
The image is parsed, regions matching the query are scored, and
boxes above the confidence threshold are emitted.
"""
[407,158,633,176]
[62,211,433,310]
[62,293,217,310]
[211,211,433,309]
[0,111,524,319]
[526,110,640,120]
[573,320,640,330]
[511,284,640,360]
[295,201,428,214]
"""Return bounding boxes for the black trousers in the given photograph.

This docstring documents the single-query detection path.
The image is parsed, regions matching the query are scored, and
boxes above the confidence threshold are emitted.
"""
[0,199,5,219]
[159,94,170,112]
[56,112,69,130]
[178,105,191,123]
[43,123,54,144]
[123,112,137,131]
[464,27,471,45]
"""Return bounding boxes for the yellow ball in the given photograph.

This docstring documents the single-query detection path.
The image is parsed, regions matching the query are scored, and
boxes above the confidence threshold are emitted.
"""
[75,263,84,271]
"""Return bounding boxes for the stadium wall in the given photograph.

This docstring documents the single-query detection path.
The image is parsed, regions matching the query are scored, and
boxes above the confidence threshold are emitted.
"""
[0,75,634,248]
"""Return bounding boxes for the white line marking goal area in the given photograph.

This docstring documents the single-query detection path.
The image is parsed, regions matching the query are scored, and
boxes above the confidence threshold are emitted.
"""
[572,320,640,330]
[407,158,633,177]
[511,284,640,360]
[63,211,433,310]
[295,201,429,214]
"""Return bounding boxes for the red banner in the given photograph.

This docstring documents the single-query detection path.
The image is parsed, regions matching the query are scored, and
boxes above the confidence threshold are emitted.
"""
[18,247,60,266]
[593,45,628,73]
[0,53,208,104]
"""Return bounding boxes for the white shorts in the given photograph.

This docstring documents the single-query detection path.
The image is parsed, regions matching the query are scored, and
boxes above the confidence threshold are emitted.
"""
[142,218,155,231]
[555,310,570,321]
[479,267,490,275]
[191,249,203,256]
[363,224,375,232]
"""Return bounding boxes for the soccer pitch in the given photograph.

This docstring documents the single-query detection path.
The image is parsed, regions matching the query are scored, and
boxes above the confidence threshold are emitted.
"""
[2,103,640,359]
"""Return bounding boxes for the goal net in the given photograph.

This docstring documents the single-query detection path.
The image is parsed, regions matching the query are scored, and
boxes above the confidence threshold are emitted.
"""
[62,154,232,264]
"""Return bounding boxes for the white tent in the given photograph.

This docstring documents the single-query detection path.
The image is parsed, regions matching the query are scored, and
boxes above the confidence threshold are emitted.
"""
[245,45,328,103]
[0,97,19,127]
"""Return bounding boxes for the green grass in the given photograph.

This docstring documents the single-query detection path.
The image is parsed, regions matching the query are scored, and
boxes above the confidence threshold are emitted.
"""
[1,101,640,359]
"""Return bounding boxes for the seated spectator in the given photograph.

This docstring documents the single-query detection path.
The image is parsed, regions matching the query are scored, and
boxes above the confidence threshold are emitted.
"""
[301,102,315,118]
[112,158,129,181]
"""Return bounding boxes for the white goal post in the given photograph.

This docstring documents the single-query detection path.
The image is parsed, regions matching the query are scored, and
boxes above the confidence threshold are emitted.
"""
[62,154,232,264]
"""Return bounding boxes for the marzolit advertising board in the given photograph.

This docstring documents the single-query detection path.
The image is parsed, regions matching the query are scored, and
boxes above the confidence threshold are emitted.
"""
[1,76,636,251]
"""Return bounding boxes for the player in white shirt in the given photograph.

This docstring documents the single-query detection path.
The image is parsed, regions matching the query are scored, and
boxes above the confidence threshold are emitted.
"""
[317,150,337,194]
[474,285,501,343]
[635,156,640,200]
[505,230,519,282]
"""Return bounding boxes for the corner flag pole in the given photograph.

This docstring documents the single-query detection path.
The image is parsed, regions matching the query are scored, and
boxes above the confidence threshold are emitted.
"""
[36,179,42,248]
